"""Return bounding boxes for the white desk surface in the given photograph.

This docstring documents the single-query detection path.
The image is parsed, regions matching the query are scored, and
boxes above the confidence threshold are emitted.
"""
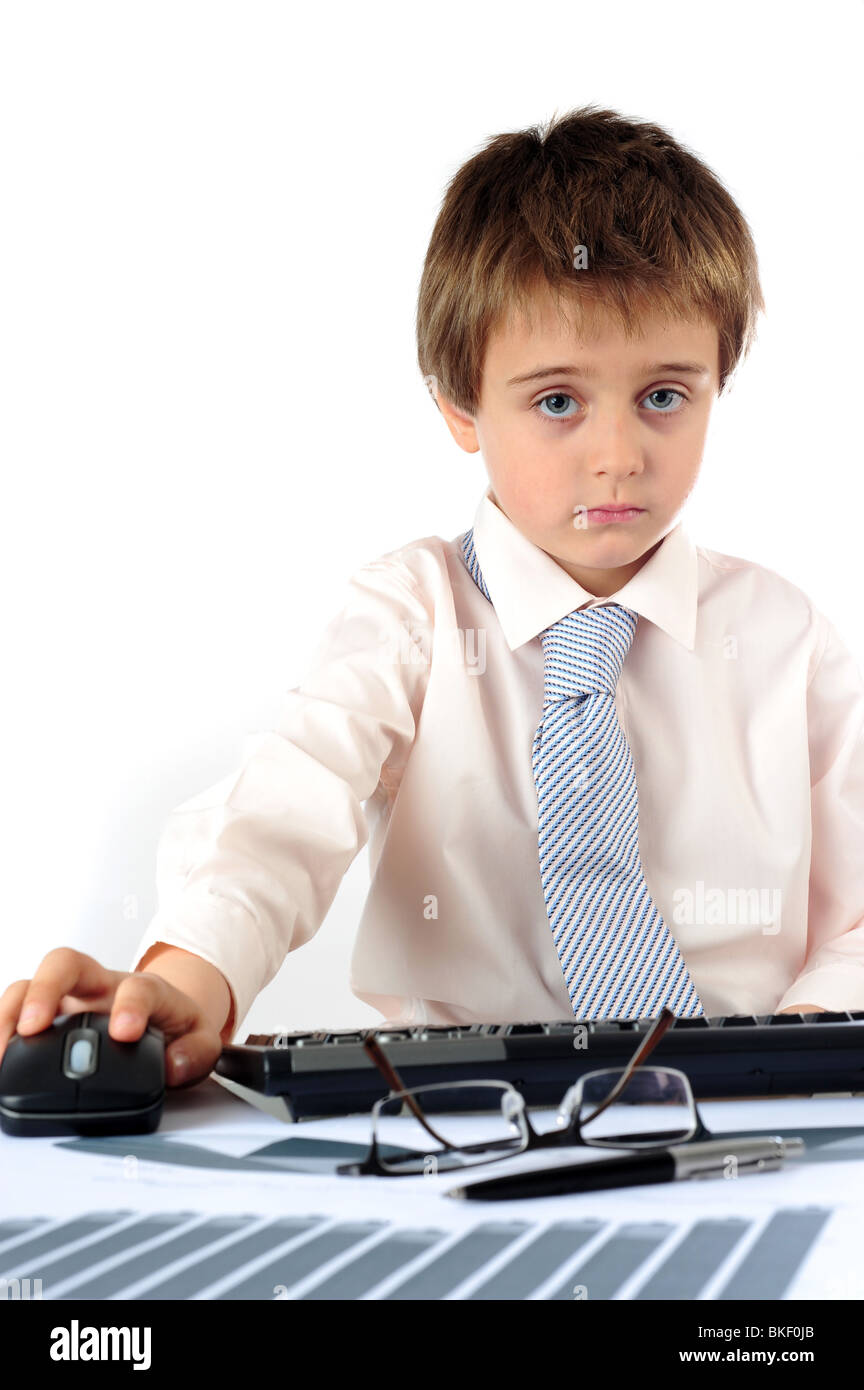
[2,1079,864,1300]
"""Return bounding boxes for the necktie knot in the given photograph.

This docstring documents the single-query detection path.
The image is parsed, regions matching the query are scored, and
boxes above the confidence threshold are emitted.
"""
[540,603,637,705]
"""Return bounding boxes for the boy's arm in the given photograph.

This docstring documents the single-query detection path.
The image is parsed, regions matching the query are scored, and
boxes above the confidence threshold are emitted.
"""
[130,555,432,1034]
[774,612,864,1013]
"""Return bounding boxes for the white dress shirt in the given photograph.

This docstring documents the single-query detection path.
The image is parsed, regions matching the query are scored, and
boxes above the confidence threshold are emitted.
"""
[130,485,864,1033]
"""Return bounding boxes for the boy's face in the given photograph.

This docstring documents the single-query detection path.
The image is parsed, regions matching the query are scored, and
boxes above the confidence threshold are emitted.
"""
[436,285,720,597]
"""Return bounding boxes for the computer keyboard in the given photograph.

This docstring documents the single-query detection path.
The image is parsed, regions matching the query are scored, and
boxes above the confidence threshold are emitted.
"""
[213,1012,864,1120]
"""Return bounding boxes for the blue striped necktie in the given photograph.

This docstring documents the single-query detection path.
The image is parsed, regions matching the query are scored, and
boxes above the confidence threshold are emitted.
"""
[461,527,704,1020]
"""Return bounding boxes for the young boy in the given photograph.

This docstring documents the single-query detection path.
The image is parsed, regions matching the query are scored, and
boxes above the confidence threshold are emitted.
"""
[3,105,863,1088]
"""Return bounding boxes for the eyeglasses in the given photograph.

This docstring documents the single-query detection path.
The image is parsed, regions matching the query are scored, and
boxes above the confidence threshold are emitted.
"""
[336,1007,713,1177]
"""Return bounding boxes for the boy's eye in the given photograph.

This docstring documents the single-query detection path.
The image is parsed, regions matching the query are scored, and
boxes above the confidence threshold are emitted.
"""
[533,388,687,421]
[643,388,686,413]
[535,392,579,419]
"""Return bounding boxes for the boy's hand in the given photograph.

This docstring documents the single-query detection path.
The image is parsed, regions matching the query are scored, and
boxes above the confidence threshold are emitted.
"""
[776,1004,825,1014]
[0,948,224,1087]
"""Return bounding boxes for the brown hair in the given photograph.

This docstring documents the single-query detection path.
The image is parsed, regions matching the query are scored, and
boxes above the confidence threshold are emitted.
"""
[416,105,765,414]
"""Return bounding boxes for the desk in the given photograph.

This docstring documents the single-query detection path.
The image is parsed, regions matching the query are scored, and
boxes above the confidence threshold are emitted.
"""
[2,1079,864,1300]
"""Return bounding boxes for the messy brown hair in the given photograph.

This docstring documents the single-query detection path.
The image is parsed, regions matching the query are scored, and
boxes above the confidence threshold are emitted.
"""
[416,105,765,414]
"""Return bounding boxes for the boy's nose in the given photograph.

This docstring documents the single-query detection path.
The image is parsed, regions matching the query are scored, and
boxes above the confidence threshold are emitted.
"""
[579,418,645,475]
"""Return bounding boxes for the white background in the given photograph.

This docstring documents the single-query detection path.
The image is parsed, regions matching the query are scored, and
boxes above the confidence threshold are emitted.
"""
[1,0,861,1034]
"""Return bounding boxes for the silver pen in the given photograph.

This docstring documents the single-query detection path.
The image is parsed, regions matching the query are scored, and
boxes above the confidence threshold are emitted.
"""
[446,1136,806,1201]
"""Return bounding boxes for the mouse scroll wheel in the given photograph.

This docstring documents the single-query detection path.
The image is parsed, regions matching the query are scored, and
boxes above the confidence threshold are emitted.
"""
[69,1039,95,1074]
[63,1028,100,1079]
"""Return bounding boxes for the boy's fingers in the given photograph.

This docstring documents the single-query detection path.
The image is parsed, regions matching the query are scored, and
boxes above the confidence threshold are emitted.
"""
[164,1027,223,1089]
[108,973,199,1044]
[105,981,221,1086]
[0,980,31,1067]
[14,949,122,1034]
[3,959,223,1091]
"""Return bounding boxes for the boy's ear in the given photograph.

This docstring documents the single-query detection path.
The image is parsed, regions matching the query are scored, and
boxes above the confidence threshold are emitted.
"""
[430,382,481,454]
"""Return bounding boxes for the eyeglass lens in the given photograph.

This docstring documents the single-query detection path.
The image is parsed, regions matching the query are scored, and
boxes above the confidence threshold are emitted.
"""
[578,1068,695,1146]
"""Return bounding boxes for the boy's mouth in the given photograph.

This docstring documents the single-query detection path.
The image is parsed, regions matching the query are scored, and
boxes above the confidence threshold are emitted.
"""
[586,506,645,525]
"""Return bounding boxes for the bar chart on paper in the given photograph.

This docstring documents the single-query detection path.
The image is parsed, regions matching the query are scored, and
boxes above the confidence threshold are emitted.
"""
[0,1204,840,1300]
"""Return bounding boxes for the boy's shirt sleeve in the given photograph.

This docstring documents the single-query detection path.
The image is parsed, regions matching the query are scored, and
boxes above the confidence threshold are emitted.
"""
[128,555,432,1036]
[775,610,864,1012]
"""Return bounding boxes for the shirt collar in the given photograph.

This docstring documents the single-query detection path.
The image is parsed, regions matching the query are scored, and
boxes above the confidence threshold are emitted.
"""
[468,484,698,652]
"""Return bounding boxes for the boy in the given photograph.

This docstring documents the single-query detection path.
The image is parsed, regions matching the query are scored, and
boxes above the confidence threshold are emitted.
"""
[3,105,863,1088]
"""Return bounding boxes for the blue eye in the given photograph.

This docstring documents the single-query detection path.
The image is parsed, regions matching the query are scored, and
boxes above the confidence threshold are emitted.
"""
[643,388,686,413]
[535,393,579,420]
[533,387,687,423]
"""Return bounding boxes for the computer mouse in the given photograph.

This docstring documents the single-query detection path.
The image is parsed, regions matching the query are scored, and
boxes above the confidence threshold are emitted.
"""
[0,1010,166,1137]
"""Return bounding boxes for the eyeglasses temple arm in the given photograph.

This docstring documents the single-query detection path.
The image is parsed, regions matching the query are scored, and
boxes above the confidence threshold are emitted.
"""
[580,1007,679,1121]
[362,1031,452,1147]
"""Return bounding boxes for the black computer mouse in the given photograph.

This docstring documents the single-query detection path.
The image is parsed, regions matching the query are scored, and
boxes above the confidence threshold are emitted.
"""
[0,1011,166,1137]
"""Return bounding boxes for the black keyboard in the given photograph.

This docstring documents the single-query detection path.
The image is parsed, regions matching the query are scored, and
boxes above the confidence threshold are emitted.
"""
[213,1012,864,1120]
